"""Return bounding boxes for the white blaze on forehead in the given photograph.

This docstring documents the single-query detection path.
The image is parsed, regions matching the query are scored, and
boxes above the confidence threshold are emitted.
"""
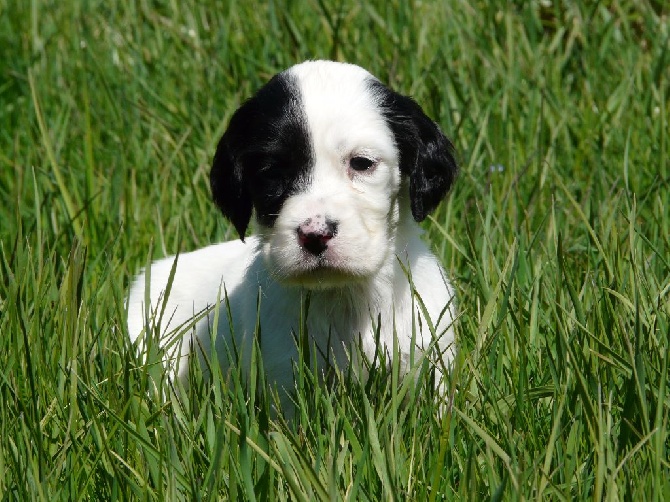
[288,61,398,170]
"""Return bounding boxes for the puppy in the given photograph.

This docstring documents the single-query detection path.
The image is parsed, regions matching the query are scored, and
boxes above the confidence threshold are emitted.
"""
[127,60,458,410]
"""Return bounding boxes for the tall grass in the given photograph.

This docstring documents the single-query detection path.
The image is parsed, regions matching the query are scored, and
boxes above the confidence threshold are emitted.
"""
[1,0,668,499]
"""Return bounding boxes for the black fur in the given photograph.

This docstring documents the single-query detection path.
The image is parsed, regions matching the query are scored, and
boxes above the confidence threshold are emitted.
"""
[368,79,458,222]
[210,72,313,239]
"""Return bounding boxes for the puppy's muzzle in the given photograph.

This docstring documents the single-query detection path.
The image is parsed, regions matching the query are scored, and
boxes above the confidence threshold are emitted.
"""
[297,216,338,256]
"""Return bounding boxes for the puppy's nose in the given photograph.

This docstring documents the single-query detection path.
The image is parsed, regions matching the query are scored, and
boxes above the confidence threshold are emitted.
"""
[297,217,338,256]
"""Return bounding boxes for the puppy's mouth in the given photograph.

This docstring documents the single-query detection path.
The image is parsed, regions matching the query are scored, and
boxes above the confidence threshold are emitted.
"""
[276,251,366,288]
[261,225,377,289]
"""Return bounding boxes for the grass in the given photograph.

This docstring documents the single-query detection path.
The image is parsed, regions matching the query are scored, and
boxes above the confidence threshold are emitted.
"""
[1,0,669,499]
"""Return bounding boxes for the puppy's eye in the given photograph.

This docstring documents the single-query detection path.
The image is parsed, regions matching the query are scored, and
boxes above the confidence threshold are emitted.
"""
[349,156,375,172]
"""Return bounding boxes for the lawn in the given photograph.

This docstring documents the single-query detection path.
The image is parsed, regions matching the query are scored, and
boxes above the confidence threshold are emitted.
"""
[1,0,668,499]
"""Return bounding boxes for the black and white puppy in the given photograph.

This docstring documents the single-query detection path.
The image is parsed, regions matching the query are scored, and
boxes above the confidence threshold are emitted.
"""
[127,60,458,407]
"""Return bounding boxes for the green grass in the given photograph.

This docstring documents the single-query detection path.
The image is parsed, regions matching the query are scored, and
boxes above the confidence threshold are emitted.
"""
[1,0,669,499]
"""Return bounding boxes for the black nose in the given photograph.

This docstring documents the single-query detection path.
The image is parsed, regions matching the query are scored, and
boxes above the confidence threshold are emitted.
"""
[297,218,338,256]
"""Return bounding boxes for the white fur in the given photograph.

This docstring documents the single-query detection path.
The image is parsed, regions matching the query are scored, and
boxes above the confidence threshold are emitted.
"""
[127,61,457,410]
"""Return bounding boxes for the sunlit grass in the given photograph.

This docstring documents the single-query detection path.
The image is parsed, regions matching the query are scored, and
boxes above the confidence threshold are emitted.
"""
[1,0,668,499]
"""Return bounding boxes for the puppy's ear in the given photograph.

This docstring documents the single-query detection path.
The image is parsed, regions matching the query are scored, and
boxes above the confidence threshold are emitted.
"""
[373,83,458,222]
[210,125,253,240]
[211,72,308,240]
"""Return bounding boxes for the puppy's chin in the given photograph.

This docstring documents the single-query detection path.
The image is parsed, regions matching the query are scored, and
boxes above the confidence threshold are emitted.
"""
[260,239,383,290]
[264,255,372,290]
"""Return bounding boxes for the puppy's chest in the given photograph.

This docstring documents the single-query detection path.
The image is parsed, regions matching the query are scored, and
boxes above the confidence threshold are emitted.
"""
[255,289,374,353]
[281,292,370,335]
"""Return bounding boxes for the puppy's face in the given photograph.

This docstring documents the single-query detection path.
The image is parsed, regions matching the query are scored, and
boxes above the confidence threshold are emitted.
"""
[211,61,457,288]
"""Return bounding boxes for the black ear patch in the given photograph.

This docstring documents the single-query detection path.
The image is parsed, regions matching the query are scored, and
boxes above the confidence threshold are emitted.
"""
[210,131,253,239]
[369,80,458,222]
[210,72,313,240]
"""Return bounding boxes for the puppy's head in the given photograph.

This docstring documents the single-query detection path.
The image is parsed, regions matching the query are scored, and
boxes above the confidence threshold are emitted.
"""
[211,61,457,288]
